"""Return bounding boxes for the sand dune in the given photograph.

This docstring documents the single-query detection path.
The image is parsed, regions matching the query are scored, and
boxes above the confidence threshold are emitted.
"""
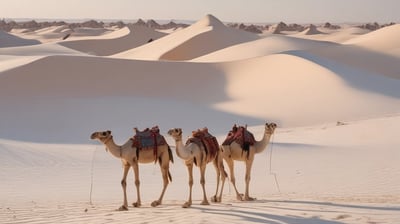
[59,25,167,56]
[0,30,40,47]
[345,24,400,56]
[113,14,260,60]
[192,35,338,62]
[301,24,324,35]
[1,14,400,224]
[214,53,400,126]
[9,25,115,44]
[292,26,371,43]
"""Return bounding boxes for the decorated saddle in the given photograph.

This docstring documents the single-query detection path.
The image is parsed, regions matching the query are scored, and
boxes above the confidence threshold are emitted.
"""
[131,126,167,161]
[186,127,219,163]
[222,124,256,157]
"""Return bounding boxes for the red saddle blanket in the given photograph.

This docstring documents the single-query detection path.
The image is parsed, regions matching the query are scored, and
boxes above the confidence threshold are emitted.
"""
[186,127,219,163]
[131,126,167,160]
[222,125,256,151]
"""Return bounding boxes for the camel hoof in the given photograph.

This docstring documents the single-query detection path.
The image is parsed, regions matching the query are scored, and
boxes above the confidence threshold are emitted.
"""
[200,200,210,205]
[151,200,161,207]
[211,195,221,203]
[244,196,256,201]
[132,202,141,207]
[237,194,244,201]
[117,205,128,211]
[182,201,191,208]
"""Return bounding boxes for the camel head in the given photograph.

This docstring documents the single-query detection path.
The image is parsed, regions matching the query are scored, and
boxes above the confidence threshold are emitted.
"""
[90,130,112,143]
[167,128,183,141]
[265,123,277,135]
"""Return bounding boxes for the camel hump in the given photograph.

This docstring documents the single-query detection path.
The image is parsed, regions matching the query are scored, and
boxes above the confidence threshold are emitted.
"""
[191,127,209,138]
[222,124,256,146]
[187,128,219,162]
[132,126,166,149]
[134,126,160,136]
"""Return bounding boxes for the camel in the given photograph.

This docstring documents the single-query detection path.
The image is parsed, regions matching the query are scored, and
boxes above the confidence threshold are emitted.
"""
[90,130,174,210]
[167,128,227,208]
[220,122,277,201]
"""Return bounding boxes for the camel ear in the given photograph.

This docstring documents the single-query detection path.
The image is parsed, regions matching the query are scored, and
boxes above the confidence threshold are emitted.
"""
[107,130,111,134]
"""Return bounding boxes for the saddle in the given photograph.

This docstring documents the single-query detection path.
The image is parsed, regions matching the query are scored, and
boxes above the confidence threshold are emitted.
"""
[186,127,219,163]
[222,124,256,158]
[131,126,167,161]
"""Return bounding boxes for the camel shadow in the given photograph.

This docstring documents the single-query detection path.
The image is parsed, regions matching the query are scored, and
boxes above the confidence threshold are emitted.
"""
[195,204,343,224]
[193,199,399,224]
[259,199,400,212]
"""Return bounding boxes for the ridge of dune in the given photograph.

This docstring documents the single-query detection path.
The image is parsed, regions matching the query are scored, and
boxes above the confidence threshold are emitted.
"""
[0,30,41,47]
[302,24,324,35]
[0,41,85,72]
[191,14,226,28]
[58,25,167,56]
[292,26,371,43]
[192,34,338,62]
[112,14,260,61]
[344,24,400,55]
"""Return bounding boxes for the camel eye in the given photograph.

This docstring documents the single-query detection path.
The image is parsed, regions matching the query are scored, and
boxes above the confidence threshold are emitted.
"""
[102,132,107,136]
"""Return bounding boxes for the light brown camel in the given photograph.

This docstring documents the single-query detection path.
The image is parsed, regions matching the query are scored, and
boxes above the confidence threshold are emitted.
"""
[220,122,277,201]
[167,128,227,208]
[90,130,174,210]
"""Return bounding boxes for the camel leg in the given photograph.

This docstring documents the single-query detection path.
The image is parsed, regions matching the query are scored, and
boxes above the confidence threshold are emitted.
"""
[119,165,130,211]
[227,158,243,200]
[211,158,221,203]
[151,157,170,207]
[217,155,227,202]
[183,162,193,208]
[211,154,226,203]
[132,162,141,207]
[199,164,210,206]
[244,159,255,201]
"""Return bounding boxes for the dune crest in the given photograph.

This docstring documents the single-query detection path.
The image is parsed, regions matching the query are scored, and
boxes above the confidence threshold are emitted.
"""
[113,14,259,61]
[192,14,226,28]
[302,24,324,35]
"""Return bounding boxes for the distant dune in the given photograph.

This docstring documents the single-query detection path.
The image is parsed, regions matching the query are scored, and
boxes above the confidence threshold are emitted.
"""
[113,14,260,60]
[0,30,40,47]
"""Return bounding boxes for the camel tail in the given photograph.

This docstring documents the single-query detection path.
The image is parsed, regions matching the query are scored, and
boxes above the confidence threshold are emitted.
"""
[168,145,174,164]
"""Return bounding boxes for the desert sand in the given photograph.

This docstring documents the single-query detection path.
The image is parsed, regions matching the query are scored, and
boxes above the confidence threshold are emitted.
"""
[1,14,399,223]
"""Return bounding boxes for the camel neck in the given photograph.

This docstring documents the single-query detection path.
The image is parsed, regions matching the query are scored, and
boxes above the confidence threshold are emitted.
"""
[255,131,273,154]
[174,138,192,160]
[103,136,122,159]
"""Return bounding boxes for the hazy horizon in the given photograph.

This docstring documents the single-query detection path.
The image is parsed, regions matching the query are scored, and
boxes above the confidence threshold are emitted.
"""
[1,0,399,24]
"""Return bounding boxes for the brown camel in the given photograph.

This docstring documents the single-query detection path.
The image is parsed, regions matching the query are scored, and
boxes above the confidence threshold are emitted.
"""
[167,128,227,208]
[220,123,277,201]
[90,130,174,210]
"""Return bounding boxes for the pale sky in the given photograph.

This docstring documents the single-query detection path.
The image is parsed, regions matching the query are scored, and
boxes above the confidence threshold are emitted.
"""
[1,0,398,23]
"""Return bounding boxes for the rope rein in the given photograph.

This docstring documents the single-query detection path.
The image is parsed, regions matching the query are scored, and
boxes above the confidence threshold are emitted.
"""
[268,134,281,193]
[89,146,98,205]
